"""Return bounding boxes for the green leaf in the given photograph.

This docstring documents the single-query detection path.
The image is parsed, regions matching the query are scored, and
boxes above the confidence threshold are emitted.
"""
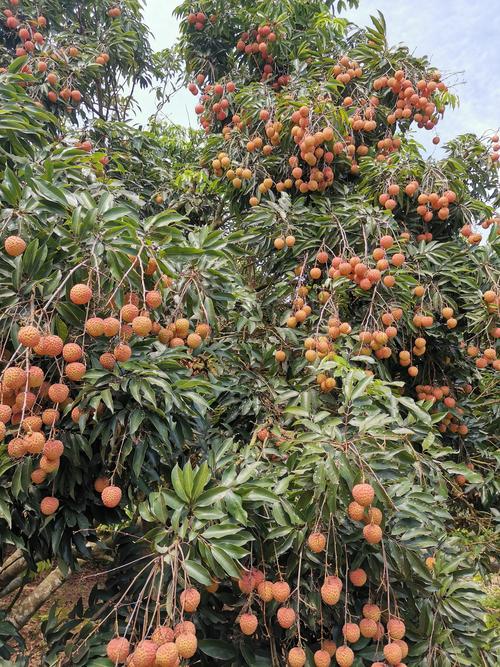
[183,560,213,586]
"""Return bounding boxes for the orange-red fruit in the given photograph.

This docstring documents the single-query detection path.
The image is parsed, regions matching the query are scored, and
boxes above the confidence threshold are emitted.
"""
[85,317,104,337]
[145,290,162,308]
[152,626,175,646]
[63,343,83,362]
[321,640,337,657]
[120,303,139,322]
[387,617,406,640]
[343,622,361,643]
[42,334,64,356]
[154,642,178,666]
[70,284,92,305]
[348,501,365,521]
[48,383,69,403]
[132,316,153,336]
[272,580,290,602]
[94,477,110,493]
[277,606,295,628]
[4,235,26,256]
[314,649,331,667]
[31,469,46,484]
[40,496,59,515]
[2,367,26,389]
[360,617,378,638]
[352,482,375,507]
[187,333,202,349]
[349,568,367,586]
[43,439,64,460]
[175,632,197,659]
[18,326,41,348]
[180,587,200,612]
[384,642,403,665]
[335,645,354,667]
[8,438,26,458]
[363,523,383,544]
[65,362,86,381]
[106,637,130,664]
[100,353,116,370]
[0,404,12,423]
[173,621,196,638]
[307,531,327,553]
[363,603,381,620]
[257,580,273,602]
[132,640,157,667]
[101,485,122,508]
[288,647,306,667]
[320,581,341,605]
[114,343,132,362]
[103,317,120,337]
[239,612,258,635]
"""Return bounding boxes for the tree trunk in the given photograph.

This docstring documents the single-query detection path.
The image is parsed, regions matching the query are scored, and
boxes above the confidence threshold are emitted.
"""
[0,549,27,588]
[7,566,69,629]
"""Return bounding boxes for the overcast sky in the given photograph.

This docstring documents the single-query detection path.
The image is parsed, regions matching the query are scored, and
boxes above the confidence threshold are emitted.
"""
[138,0,499,151]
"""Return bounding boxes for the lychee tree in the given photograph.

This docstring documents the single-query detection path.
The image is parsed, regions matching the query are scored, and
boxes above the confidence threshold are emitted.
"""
[0,1,499,666]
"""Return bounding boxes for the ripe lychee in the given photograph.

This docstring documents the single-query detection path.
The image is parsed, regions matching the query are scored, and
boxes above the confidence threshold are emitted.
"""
[288,647,306,667]
[272,580,290,602]
[70,284,92,305]
[0,404,12,423]
[101,485,122,508]
[348,501,365,521]
[349,568,367,587]
[103,317,120,337]
[152,626,175,646]
[24,432,45,454]
[7,437,26,458]
[94,477,110,493]
[39,455,60,473]
[307,531,327,553]
[63,343,83,362]
[28,366,44,388]
[321,580,341,605]
[387,617,406,640]
[321,640,336,656]
[175,632,197,658]
[18,326,41,348]
[132,316,153,336]
[342,622,360,643]
[352,482,375,507]
[359,617,378,638]
[335,645,354,667]
[31,468,46,484]
[114,343,132,362]
[99,353,116,370]
[65,362,86,381]
[42,408,59,426]
[277,606,295,628]
[85,317,105,337]
[43,439,64,460]
[48,383,69,403]
[180,587,200,612]
[314,649,331,666]
[239,612,258,635]
[40,496,59,515]
[43,334,64,356]
[106,637,130,664]
[145,291,162,308]
[173,621,196,638]
[154,642,178,666]
[132,640,157,667]
[187,333,202,349]
[4,235,26,256]
[195,323,210,339]
[362,603,381,621]
[363,523,383,544]
[3,367,27,389]
[384,642,403,665]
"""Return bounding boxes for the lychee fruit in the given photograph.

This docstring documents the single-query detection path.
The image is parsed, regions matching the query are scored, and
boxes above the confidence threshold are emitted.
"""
[307,531,327,553]
[28,366,44,388]
[272,580,290,602]
[348,501,365,521]
[359,617,378,638]
[335,645,354,667]
[180,587,200,612]
[43,439,64,460]
[106,637,130,664]
[48,383,69,403]
[4,235,26,256]
[3,367,27,389]
[40,496,59,515]
[288,647,306,667]
[101,485,122,508]
[349,568,367,586]
[24,432,45,454]
[18,326,41,348]
[7,437,26,458]
[120,304,139,322]
[145,291,162,308]
[384,642,403,665]
[321,640,336,656]
[70,284,92,305]
[103,317,120,337]
[114,343,132,362]
[239,612,258,635]
[152,626,175,646]
[99,353,116,370]
[314,649,331,666]
[65,362,86,381]
[362,603,381,621]
[320,580,341,605]
[85,317,104,337]
[352,482,375,507]
[31,468,46,484]
[63,343,83,362]
[132,640,157,667]
[42,408,59,426]
[363,523,383,544]
[277,606,295,628]
[132,316,153,336]
[42,334,64,356]
[187,333,202,349]
[387,617,406,640]
[154,642,178,666]
[175,632,197,658]
[173,621,196,637]
[94,477,110,493]
[342,622,360,643]
[257,580,274,602]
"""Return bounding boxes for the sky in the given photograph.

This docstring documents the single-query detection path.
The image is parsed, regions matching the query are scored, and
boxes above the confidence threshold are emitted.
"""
[137,0,500,150]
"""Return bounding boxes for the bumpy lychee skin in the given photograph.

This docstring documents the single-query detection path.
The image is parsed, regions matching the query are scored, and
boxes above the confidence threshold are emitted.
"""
[347,501,365,521]
[132,316,153,336]
[43,439,64,460]
[69,283,92,305]
[43,334,64,356]
[335,645,354,667]
[48,383,69,404]
[114,343,132,362]
[63,343,83,362]
[28,366,44,388]
[106,637,130,664]
[3,366,27,389]
[314,649,332,667]
[239,612,258,635]
[152,626,175,646]
[321,640,336,657]
[175,318,190,336]
[277,606,295,629]
[42,408,60,426]
[349,568,367,587]
[39,455,60,473]
[24,432,45,454]
[394,639,409,659]
[132,639,157,667]
[94,476,110,493]
[180,587,200,612]
[363,523,383,544]
[321,581,341,605]
[4,235,26,256]
[0,422,6,441]
[145,290,162,308]
[101,485,122,508]
[18,326,41,348]
[187,332,202,349]
[352,482,375,507]
[272,580,290,603]
[7,437,26,458]
[154,641,178,666]
[173,621,196,638]
[195,323,210,339]
[359,617,378,638]
[257,580,273,601]
[387,617,406,640]
[363,507,383,526]
[0,404,12,423]
[85,317,105,337]
[175,632,197,658]
[307,531,327,553]
[65,362,86,381]
[288,647,306,667]
[342,622,361,643]
[31,468,46,484]
[99,352,116,370]
[120,303,139,322]
[383,642,403,665]
[103,317,120,337]
[40,496,59,515]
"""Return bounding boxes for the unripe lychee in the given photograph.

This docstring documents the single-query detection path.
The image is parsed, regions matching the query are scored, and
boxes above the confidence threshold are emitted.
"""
[288,647,306,667]
[102,485,122,508]
[85,317,104,337]
[103,317,120,337]
[145,291,162,308]
[363,523,383,544]
[152,626,175,646]
[43,334,64,356]
[277,606,295,628]
[314,649,331,667]
[65,362,86,381]
[132,316,153,336]
[359,617,378,638]
[239,612,258,635]
[384,642,403,665]
[387,617,406,640]
[40,496,59,515]
[63,343,83,362]
[43,439,64,460]
[180,587,200,612]
[114,343,132,362]
[106,637,130,663]
[257,580,273,602]
[362,603,381,621]
[342,622,360,643]
[272,580,290,602]
[121,304,139,322]
[335,645,354,667]
[307,531,327,553]
[18,326,41,348]
[349,568,367,586]
[175,632,197,658]
[352,483,375,507]
[70,284,92,305]
[48,383,69,403]
[132,640,157,667]
[154,642,178,666]
[4,235,26,256]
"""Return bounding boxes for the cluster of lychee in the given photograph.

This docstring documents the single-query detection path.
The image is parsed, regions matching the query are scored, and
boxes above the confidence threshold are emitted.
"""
[193,78,237,130]
[236,23,291,89]
[186,9,214,31]
[378,180,457,228]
